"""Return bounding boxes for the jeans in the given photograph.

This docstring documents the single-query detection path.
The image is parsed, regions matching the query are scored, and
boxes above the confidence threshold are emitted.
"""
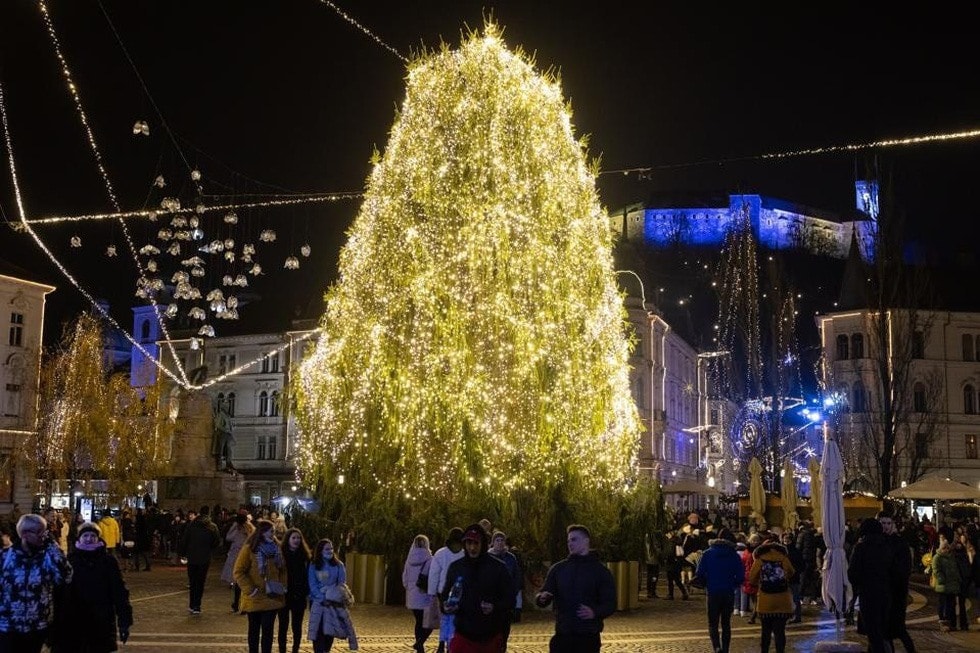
[707,591,735,653]
[760,615,788,653]
[187,562,210,610]
[248,608,278,653]
[278,597,307,653]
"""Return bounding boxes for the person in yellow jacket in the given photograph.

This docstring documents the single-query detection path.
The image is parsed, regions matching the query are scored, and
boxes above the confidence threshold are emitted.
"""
[234,519,287,653]
[98,511,122,560]
[748,539,795,653]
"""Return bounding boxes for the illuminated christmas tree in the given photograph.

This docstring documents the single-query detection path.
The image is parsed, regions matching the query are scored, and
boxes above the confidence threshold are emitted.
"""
[296,25,640,551]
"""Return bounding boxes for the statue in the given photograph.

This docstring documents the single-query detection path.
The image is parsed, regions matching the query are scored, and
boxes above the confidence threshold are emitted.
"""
[212,398,236,473]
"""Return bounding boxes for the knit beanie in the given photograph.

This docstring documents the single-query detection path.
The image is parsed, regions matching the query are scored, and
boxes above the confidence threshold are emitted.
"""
[78,521,101,538]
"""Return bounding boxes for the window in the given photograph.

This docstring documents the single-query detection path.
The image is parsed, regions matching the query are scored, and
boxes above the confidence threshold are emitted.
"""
[836,334,849,360]
[710,408,719,424]
[964,385,976,415]
[140,319,151,341]
[964,334,975,362]
[912,330,925,359]
[261,356,270,373]
[270,391,280,417]
[270,355,279,373]
[226,392,236,417]
[256,436,267,460]
[913,382,927,413]
[255,436,277,461]
[8,313,23,347]
[632,376,645,409]
[966,434,978,460]
[228,354,236,372]
[216,392,225,411]
[258,391,269,417]
[218,354,228,374]
[850,333,864,359]
[852,381,867,413]
[4,383,22,417]
[268,436,277,460]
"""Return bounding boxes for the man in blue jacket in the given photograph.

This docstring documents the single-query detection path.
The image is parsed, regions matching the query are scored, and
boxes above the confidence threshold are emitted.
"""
[535,524,616,653]
[694,528,745,653]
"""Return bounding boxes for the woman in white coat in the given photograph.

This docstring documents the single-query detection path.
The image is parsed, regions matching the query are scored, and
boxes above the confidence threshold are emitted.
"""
[401,534,433,653]
[222,513,254,611]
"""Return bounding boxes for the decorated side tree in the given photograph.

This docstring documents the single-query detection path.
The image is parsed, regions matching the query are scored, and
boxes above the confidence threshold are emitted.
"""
[20,312,171,505]
[296,24,641,557]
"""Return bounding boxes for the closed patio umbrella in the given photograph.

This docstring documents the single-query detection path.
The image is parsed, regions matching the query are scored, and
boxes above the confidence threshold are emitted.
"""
[807,456,822,529]
[749,457,766,527]
[781,458,799,531]
[819,425,851,624]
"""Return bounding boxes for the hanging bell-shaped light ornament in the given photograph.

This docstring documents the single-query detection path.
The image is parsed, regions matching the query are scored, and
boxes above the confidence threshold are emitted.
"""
[222,275,234,286]
[167,242,181,256]
[259,229,277,242]
[147,211,158,222]
[70,236,82,247]
[224,211,238,224]
[165,304,179,318]
[223,238,235,250]
[300,243,311,257]
[209,240,224,253]
[226,296,238,309]
[158,228,173,241]
[191,169,202,181]
[139,244,160,255]
[224,251,236,263]
[106,244,117,257]
[188,307,207,321]
[189,337,200,350]
[146,259,158,272]
[196,203,206,214]
[234,275,249,287]
[284,256,300,270]
[249,263,263,276]
[189,216,199,228]
[191,267,206,278]
[170,215,187,228]
[153,175,166,188]
[133,120,149,135]
[198,324,215,337]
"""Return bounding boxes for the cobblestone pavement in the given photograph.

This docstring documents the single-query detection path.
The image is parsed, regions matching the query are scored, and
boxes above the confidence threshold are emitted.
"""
[115,564,978,652]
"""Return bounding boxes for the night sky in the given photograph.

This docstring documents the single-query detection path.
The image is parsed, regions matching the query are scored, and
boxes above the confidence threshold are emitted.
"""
[2,2,978,344]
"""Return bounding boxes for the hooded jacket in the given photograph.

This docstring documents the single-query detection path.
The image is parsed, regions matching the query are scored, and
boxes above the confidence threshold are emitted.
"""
[402,543,433,610]
[441,524,514,642]
[695,537,745,595]
[749,542,795,616]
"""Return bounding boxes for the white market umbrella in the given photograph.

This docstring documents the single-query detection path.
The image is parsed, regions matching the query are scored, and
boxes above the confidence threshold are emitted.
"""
[819,424,851,625]
[749,457,767,527]
[807,456,822,529]
[781,458,799,531]
[886,476,980,501]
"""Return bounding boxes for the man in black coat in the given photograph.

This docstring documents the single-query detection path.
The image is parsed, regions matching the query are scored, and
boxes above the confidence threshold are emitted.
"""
[878,511,916,652]
[440,523,514,653]
[848,519,894,653]
[535,524,617,653]
[178,505,222,615]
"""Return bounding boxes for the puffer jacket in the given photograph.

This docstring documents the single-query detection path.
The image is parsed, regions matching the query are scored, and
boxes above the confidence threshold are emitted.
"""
[233,546,287,614]
[749,542,795,616]
[402,545,433,610]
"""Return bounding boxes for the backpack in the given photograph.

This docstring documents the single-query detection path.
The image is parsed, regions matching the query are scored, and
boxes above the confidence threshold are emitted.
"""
[760,558,788,593]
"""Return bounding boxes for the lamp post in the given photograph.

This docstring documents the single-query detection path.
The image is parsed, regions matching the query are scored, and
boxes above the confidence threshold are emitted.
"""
[695,350,730,496]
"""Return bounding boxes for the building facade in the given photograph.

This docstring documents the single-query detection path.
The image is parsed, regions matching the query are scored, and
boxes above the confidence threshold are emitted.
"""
[0,265,55,513]
[145,321,317,507]
[625,296,737,508]
[817,309,980,492]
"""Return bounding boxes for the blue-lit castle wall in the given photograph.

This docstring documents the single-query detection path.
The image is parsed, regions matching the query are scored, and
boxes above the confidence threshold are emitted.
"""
[617,181,878,260]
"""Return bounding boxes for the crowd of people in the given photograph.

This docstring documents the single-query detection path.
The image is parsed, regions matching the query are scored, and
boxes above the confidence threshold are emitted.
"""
[652,507,980,653]
[4,497,979,653]
[0,504,618,653]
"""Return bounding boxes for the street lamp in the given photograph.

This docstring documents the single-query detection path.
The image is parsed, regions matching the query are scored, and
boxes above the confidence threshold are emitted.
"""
[694,350,730,492]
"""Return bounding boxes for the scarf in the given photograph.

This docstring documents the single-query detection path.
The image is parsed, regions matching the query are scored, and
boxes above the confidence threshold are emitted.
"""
[257,539,283,577]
